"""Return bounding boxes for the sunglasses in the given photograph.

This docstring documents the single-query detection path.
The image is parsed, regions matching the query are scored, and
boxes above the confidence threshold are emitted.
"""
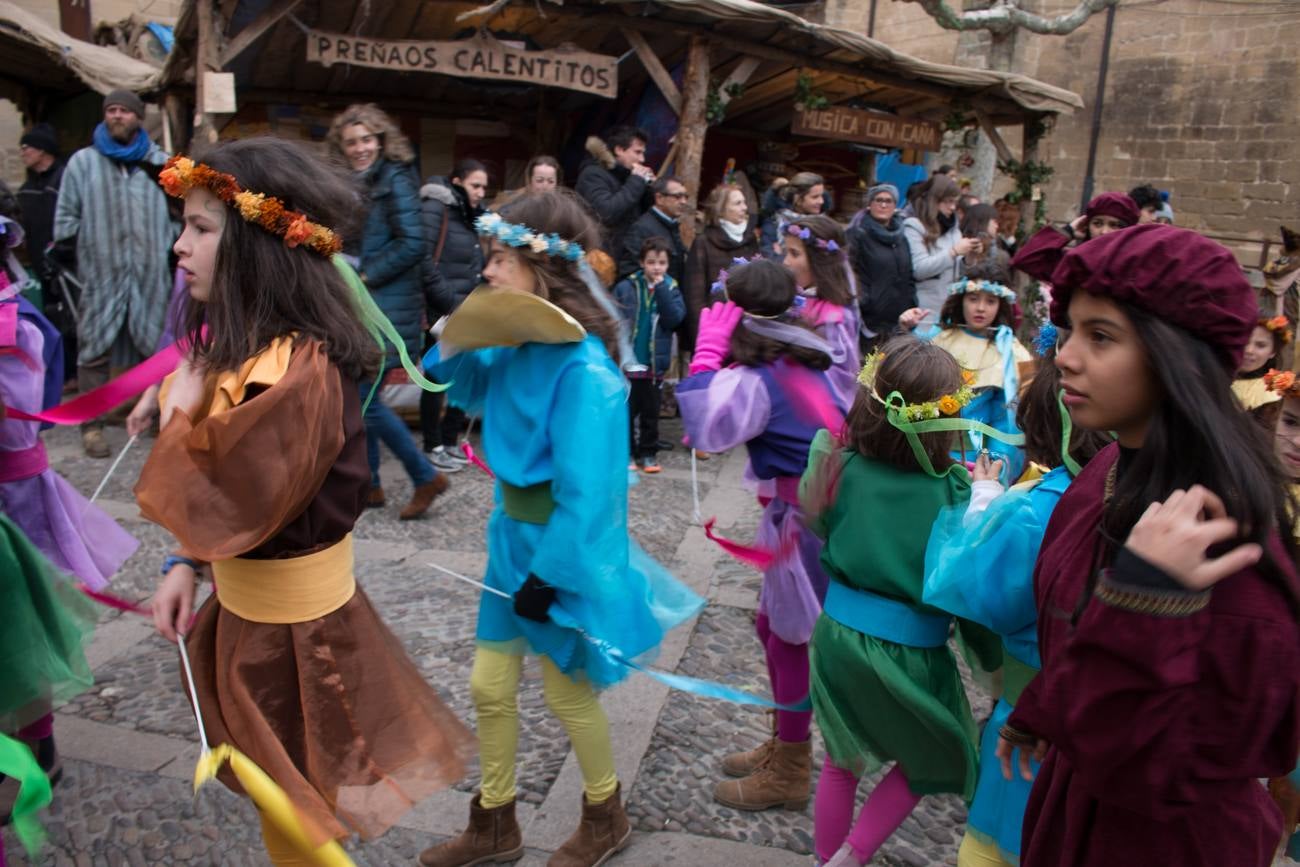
[871,197,896,205]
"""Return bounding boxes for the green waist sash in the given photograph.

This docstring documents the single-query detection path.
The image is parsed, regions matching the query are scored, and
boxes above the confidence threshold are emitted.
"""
[500,481,555,524]
[1002,654,1039,706]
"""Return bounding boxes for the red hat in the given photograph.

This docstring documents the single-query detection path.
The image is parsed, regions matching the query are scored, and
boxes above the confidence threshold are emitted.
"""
[1084,192,1140,227]
[1049,224,1256,369]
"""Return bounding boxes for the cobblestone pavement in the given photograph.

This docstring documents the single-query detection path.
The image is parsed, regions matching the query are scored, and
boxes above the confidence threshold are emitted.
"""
[7,417,995,866]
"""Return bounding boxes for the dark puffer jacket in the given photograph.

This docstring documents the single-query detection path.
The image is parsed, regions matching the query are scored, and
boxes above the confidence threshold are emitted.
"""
[682,222,760,352]
[848,213,916,339]
[618,208,685,284]
[575,138,650,257]
[351,158,425,367]
[420,177,484,315]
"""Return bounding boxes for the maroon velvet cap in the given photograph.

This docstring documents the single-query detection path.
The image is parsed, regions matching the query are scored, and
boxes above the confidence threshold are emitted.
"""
[1084,192,1141,227]
[1049,223,1256,369]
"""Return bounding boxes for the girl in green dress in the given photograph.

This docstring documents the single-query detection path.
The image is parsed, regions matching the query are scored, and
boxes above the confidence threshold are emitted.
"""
[802,335,997,867]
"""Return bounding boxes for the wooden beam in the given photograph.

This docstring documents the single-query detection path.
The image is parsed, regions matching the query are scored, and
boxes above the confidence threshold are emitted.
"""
[218,0,305,68]
[716,55,761,108]
[676,36,710,248]
[974,107,1014,164]
[621,28,682,115]
[192,0,220,143]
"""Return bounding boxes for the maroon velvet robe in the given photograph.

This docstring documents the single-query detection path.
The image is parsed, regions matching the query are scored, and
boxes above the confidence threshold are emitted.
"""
[1008,443,1300,866]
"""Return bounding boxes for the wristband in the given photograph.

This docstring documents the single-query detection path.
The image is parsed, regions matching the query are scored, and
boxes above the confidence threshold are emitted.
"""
[161,554,201,576]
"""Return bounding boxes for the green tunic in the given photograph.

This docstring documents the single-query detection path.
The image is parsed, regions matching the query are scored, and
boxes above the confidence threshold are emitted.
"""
[801,429,987,798]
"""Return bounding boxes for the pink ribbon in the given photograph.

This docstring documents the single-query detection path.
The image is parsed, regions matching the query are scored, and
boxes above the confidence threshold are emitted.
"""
[460,441,495,479]
[5,338,189,425]
[78,585,152,617]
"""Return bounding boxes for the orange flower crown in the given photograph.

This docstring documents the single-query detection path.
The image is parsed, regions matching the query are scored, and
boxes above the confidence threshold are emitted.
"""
[158,156,342,257]
[1261,315,1293,346]
[1264,368,1300,398]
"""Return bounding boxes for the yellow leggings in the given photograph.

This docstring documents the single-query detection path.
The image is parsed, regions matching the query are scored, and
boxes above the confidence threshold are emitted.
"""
[471,647,618,809]
[957,832,1015,867]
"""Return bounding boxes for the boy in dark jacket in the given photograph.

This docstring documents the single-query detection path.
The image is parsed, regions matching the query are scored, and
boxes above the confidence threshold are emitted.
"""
[612,237,685,474]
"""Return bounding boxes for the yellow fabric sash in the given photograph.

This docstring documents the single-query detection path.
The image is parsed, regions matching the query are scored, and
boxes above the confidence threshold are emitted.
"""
[212,534,356,624]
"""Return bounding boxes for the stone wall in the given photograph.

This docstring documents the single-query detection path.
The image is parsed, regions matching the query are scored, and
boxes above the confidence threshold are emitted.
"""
[822,0,1300,259]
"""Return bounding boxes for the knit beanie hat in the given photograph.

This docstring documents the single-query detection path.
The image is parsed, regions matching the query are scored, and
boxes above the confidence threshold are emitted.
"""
[1049,223,1255,369]
[103,89,146,118]
[20,123,59,157]
[866,183,899,204]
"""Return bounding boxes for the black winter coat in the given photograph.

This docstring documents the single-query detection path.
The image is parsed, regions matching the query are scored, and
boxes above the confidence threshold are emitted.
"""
[848,213,916,338]
[575,159,650,257]
[618,209,685,284]
[420,177,484,316]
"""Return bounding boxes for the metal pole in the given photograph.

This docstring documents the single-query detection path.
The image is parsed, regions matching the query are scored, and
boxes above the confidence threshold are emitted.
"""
[1079,3,1117,210]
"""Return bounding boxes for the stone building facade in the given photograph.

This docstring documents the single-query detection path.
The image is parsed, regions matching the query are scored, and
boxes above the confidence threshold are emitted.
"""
[821,0,1300,264]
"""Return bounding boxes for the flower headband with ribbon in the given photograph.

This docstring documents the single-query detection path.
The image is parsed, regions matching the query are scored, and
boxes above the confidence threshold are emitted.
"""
[947,277,1017,302]
[1265,368,1300,398]
[857,350,1024,478]
[158,156,342,257]
[475,212,585,262]
[784,223,841,253]
[1261,315,1293,345]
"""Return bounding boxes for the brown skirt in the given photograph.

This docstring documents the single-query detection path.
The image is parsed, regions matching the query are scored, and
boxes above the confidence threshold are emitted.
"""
[184,586,474,845]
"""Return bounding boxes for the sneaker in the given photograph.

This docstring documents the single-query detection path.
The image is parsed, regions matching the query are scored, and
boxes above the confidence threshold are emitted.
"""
[628,461,639,471]
[641,458,662,474]
[428,445,466,473]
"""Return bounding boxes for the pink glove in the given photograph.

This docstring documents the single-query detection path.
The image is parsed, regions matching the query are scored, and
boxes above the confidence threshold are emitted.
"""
[690,301,744,374]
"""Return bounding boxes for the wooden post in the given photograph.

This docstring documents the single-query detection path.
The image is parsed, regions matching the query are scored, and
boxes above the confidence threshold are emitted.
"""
[676,36,710,248]
[193,0,220,144]
[1020,119,1042,233]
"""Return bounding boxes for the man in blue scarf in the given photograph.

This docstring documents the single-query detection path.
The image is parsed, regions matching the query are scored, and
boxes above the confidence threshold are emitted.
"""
[52,90,175,457]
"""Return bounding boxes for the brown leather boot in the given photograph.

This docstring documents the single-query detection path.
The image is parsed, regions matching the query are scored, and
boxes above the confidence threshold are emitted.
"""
[720,710,776,777]
[400,473,450,520]
[712,737,811,811]
[418,794,523,867]
[82,428,110,459]
[547,783,631,867]
[366,486,386,508]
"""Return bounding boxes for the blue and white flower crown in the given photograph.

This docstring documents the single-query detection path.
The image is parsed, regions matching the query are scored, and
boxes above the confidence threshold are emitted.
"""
[947,277,1016,302]
[475,212,585,262]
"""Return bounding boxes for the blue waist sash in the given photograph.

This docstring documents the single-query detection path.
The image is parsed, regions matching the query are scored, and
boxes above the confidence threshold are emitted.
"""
[824,581,951,648]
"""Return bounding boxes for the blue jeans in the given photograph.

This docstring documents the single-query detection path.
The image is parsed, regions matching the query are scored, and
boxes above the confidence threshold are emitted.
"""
[359,374,436,488]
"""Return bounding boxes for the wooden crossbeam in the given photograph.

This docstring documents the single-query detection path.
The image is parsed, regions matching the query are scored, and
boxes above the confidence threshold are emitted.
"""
[621,28,682,115]
[974,107,1015,163]
[218,0,305,68]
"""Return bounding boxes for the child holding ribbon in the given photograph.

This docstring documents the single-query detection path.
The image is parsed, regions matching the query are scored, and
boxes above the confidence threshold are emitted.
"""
[137,138,473,865]
[900,260,1033,480]
[921,332,1109,867]
[781,215,861,410]
[800,337,999,867]
[997,225,1299,867]
[677,258,846,814]
[419,191,701,867]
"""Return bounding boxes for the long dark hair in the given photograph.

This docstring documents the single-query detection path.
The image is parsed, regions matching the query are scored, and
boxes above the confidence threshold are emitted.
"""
[1017,346,1109,469]
[842,336,960,471]
[1078,304,1300,619]
[725,259,831,370]
[788,215,853,307]
[182,137,379,381]
[495,190,621,360]
[912,175,961,246]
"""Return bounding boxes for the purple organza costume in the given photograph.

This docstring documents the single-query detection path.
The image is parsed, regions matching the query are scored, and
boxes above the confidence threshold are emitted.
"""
[677,363,840,644]
[800,298,861,412]
[0,310,137,590]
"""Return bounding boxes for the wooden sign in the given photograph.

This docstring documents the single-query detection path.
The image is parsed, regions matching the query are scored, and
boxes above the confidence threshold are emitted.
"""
[792,106,943,151]
[305,31,617,99]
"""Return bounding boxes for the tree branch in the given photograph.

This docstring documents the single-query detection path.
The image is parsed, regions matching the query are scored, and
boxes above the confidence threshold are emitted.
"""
[899,0,1120,35]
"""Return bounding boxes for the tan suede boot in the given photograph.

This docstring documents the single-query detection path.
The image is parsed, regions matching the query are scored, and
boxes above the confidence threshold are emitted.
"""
[418,794,524,867]
[546,783,631,867]
[711,737,812,811]
[720,710,777,777]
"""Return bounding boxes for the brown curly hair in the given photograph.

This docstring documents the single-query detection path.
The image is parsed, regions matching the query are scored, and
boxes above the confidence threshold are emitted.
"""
[326,103,415,165]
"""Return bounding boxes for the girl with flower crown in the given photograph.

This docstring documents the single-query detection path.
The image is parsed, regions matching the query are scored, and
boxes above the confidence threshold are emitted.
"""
[781,215,861,410]
[137,137,474,865]
[676,258,848,814]
[1232,314,1291,429]
[900,258,1033,480]
[920,331,1109,867]
[419,190,701,867]
[800,336,1000,867]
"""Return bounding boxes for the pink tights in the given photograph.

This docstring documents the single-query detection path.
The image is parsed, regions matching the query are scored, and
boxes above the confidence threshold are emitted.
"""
[755,612,810,742]
[18,714,53,742]
[814,762,922,863]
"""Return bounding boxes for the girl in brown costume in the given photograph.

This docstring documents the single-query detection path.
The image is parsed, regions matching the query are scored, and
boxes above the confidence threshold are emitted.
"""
[137,137,473,864]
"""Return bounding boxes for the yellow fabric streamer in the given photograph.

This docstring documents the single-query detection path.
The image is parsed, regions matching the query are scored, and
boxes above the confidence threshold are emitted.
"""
[194,744,355,867]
